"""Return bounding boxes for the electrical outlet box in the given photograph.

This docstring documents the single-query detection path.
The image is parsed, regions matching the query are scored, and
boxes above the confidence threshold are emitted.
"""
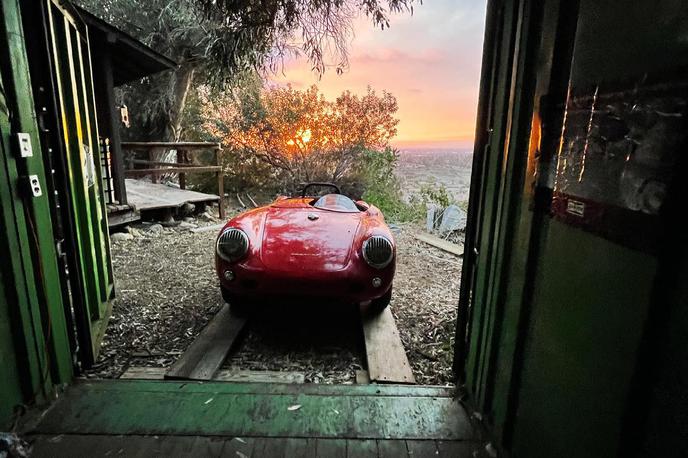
[17,133,33,157]
[28,175,42,197]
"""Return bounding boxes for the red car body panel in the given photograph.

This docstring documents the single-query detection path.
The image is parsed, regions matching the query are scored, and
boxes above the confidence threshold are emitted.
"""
[215,196,395,304]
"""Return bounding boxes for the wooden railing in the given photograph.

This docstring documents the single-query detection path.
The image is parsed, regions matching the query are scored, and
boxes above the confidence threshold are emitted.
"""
[121,142,225,218]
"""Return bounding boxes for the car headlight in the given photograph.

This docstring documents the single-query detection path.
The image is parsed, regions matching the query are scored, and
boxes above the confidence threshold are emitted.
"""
[362,236,394,269]
[216,228,249,262]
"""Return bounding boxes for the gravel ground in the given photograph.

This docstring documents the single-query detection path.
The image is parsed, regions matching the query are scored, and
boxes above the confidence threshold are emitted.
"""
[86,212,462,386]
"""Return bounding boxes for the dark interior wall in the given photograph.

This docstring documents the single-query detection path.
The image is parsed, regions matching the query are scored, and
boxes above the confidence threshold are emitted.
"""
[462,0,688,455]
[508,0,688,456]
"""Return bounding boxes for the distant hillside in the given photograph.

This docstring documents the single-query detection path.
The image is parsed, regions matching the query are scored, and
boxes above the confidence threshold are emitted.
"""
[396,148,474,202]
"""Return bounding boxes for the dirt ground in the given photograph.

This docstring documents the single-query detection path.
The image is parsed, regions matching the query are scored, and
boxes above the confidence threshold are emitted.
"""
[86,211,462,386]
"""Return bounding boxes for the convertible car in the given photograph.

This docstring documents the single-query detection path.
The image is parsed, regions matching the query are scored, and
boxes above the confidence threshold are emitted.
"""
[215,183,396,313]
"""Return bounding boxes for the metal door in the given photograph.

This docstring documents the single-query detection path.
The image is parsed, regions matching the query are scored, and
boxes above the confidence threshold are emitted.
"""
[44,0,114,366]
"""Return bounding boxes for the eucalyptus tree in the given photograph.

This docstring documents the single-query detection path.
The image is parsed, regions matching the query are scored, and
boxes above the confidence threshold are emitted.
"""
[78,0,416,142]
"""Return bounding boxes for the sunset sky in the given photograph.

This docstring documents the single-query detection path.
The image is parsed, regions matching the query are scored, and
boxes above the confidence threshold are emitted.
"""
[271,0,487,149]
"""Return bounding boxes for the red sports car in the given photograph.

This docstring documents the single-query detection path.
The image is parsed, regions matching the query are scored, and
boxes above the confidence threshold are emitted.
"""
[215,183,396,313]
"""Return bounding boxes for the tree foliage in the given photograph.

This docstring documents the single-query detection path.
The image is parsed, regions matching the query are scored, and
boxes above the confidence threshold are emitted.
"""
[77,0,416,142]
[200,81,399,192]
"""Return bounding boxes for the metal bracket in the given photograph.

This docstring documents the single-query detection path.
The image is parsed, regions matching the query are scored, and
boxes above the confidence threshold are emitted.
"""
[17,132,33,157]
[28,175,42,197]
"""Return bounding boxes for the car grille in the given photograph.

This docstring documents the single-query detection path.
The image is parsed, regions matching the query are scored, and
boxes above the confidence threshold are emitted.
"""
[217,228,249,261]
[363,236,393,268]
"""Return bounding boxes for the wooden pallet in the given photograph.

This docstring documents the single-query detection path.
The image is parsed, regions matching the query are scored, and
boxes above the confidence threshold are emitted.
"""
[165,304,247,380]
[361,307,416,384]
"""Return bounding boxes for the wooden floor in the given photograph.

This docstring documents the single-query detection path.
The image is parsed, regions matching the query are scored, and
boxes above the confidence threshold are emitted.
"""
[23,380,488,457]
[126,178,219,212]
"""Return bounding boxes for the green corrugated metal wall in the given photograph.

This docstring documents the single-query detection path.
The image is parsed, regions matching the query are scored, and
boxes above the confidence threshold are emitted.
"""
[0,0,74,428]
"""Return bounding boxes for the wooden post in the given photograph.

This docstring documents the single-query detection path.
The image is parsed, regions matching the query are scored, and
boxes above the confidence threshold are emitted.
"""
[215,147,224,219]
[95,44,127,204]
[150,147,157,183]
[177,148,186,190]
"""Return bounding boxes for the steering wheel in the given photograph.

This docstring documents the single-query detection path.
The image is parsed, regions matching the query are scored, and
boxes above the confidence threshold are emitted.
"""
[300,182,342,198]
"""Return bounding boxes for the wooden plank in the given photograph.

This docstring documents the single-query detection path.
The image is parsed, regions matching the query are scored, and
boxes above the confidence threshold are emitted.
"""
[284,438,317,458]
[355,369,371,384]
[125,178,219,211]
[315,439,347,458]
[220,437,256,457]
[188,436,229,457]
[120,366,166,379]
[166,304,246,380]
[121,366,305,383]
[64,379,455,397]
[215,368,305,384]
[405,440,439,458]
[122,141,221,149]
[414,233,464,256]
[105,208,140,227]
[361,307,416,384]
[436,440,488,457]
[377,440,409,457]
[255,437,288,457]
[346,439,378,457]
[29,380,475,440]
[125,166,221,176]
[191,222,225,234]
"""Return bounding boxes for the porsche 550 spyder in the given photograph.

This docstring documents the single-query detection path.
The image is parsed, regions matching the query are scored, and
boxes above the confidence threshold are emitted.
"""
[215,183,396,313]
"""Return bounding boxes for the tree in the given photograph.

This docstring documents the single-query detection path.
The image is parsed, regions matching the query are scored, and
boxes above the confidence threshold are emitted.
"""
[200,81,399,191]
[78,0,416,143]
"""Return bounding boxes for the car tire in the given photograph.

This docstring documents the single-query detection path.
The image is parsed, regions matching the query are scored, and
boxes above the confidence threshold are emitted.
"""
[369,286,392,313]
[220,286,250,316]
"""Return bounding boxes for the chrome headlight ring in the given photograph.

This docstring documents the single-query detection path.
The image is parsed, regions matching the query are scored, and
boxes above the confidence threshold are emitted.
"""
[216,228,250,262]
[362,235,394,269]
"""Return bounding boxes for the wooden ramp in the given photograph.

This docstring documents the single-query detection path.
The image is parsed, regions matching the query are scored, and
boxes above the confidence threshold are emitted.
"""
[126,178,219,212]
[361,307,416,384]
[165,304,247,380]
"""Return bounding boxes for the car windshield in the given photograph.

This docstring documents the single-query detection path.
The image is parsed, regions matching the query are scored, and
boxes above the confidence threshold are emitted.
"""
[312,194,360,212]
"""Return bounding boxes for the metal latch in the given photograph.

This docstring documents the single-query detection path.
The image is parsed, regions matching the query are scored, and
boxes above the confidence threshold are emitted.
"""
[17,133,33,157]
[27,175,42,197]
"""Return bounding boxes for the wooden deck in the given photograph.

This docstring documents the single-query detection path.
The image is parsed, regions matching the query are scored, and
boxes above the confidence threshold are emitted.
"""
[125,178,220,212]
[23,380,488,457]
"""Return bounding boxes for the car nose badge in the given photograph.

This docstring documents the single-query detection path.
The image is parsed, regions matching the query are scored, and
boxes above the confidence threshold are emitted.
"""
[308,213,319,221]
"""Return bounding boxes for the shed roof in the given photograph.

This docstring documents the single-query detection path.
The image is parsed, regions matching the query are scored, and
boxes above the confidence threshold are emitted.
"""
[75,6,177,86]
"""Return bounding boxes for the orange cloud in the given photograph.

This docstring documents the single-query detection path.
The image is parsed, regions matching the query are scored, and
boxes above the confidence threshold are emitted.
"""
[270,0,487,146]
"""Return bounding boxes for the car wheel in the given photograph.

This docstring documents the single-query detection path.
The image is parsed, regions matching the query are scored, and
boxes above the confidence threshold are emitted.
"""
[369,286,392,313]
[220,286,250,316]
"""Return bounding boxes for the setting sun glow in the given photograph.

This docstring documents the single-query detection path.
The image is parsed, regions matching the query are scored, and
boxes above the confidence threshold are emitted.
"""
[271,0,487,148]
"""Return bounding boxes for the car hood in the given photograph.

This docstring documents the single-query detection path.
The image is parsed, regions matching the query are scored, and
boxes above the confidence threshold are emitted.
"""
[261,207,361,272]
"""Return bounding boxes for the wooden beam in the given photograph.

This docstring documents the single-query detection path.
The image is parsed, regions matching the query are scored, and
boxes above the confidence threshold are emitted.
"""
[125,166,221,176]
[414,233,464,257]
[361,307,416,384]
[122,141,221,149]
[165,304,246,380]
[121,367,305,384]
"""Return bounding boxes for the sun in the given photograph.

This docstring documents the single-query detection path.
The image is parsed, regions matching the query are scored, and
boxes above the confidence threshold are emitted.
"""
[287,128,312,146]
